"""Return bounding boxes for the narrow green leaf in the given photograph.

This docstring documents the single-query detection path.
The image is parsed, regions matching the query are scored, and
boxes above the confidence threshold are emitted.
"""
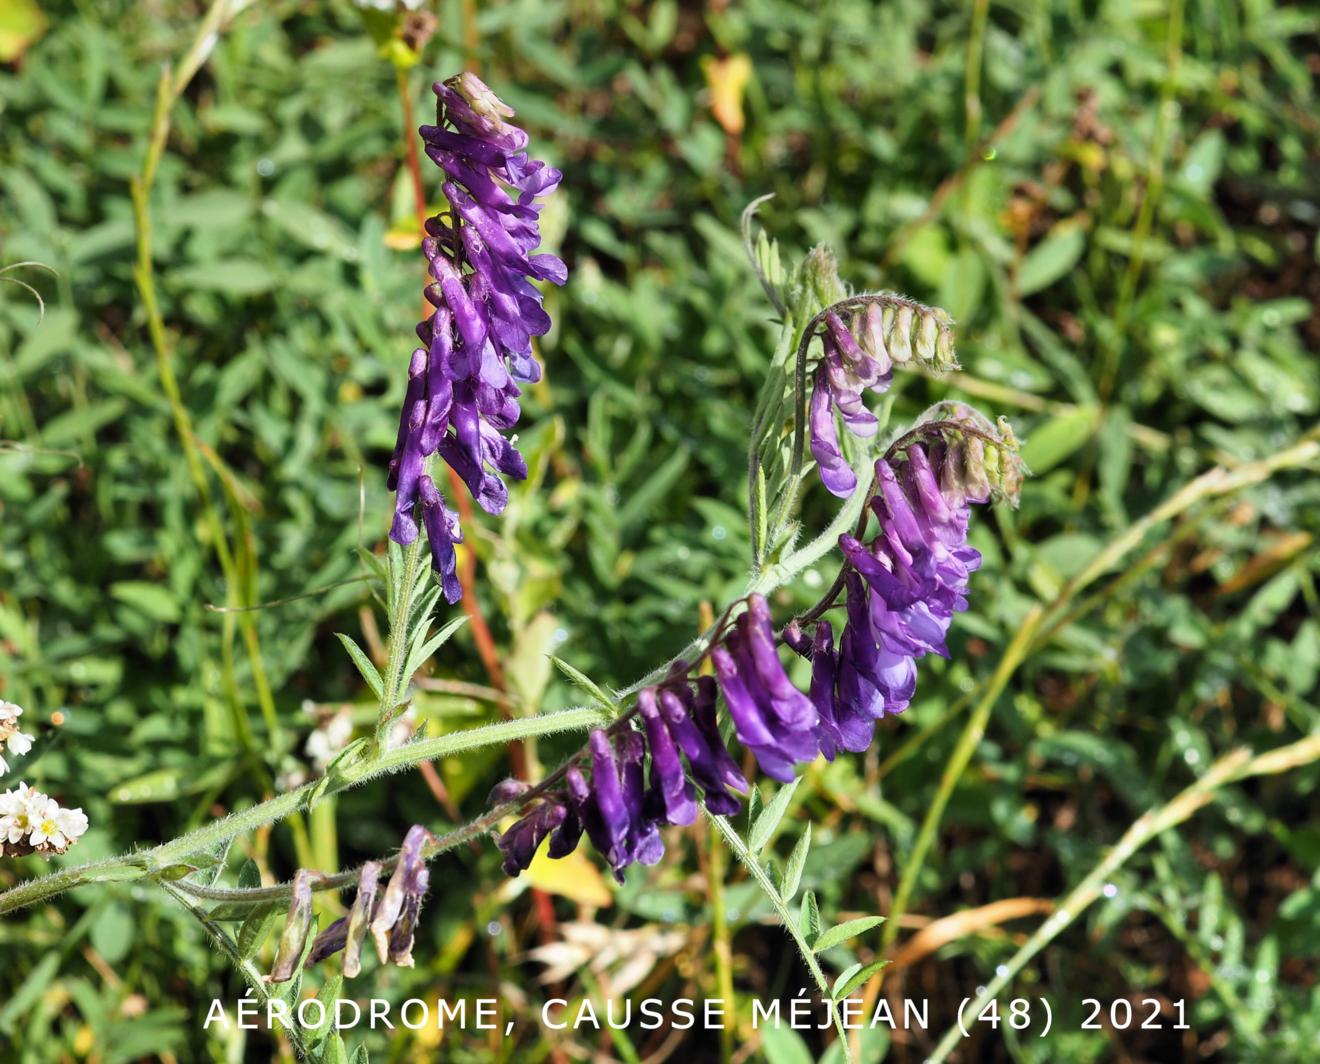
[335,633,384,700]
[780,824,811,901]
[324,1036,350,1064]
[750,779,799,854]
[550,655,619,712]
[1017,225,1086,295]
[813,915,885,953]
[833,958,889,1000]
[746,785,762,831]
[800,890,820,940]
[403,615,467,681]
[830,961,862,999]
[306,974,343,1048]
[236,904,278,961]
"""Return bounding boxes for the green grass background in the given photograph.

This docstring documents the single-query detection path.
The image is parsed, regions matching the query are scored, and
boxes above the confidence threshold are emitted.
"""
[1,0,1318,1060]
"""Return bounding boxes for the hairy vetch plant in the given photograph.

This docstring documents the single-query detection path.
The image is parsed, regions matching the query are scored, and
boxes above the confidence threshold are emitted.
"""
[0,68,1029,1061]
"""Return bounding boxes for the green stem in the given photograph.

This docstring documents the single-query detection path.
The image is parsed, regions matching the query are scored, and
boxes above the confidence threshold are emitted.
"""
[1098,0,1184,401]
[0,707,604,918]
[375,538,423,744]
[709,813,852,1064]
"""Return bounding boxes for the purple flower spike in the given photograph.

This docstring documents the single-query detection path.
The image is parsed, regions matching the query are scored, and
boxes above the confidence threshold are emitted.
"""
[387,73,565,599]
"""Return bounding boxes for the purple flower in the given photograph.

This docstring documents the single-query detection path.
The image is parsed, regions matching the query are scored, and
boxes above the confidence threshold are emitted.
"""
[388,74,565,600]
[711,595,819,782]
[829,445,985,725]
[495,800,567,876]
[808,309,890,499]
[638,688,698,827]
[656,679,747,816]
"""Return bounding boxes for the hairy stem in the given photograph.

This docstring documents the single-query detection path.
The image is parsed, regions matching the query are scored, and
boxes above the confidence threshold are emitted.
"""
[710,814,852,1063]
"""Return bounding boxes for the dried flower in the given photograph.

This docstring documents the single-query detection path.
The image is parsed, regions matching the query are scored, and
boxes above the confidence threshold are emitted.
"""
[388,73,566,600]
[301,827,434,980]
[266,869,315,983]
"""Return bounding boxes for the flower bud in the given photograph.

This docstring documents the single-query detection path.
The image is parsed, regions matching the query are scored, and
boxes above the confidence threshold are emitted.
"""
[889,305,914,362]
[797,244,846,312]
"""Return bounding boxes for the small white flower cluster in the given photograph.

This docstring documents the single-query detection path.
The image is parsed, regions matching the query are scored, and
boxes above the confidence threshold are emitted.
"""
[0,701,89,858]
[0,782,88,857]
[0,700,35,775]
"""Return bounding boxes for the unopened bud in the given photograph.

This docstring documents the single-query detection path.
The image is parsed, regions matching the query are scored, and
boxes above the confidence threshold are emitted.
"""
[446,72,515,124]
[798,244,846,311]
[889,306,914,362]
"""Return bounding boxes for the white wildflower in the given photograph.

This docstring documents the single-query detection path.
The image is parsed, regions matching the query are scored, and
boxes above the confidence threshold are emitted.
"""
[0,783,39,845]
[0,782,89,857]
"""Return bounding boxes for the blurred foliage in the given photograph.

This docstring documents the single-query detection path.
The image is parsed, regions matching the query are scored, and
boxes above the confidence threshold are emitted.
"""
[1,0,1318,1060]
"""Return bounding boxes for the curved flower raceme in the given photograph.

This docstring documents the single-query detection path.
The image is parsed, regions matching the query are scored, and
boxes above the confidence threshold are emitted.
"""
[806,293,959,499]
[494,432,1019,882]
[388,73,565,601]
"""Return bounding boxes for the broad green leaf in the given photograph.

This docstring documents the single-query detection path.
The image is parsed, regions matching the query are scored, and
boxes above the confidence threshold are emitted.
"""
[759,1022,814,1064]
[1018,225,1086,295]
[1020,405,1099,473]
